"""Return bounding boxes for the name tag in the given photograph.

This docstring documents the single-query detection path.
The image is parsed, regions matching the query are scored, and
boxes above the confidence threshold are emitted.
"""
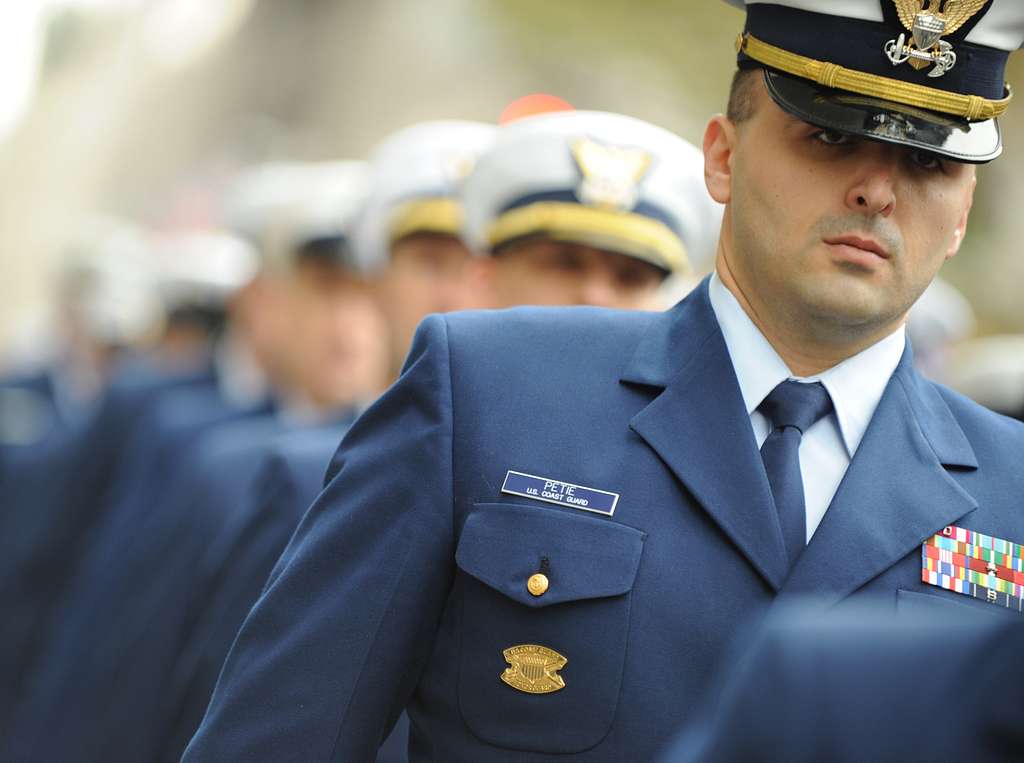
[501,470,619,516]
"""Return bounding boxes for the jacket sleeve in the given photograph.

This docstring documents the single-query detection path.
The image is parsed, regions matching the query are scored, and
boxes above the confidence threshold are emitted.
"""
[183,314,456,762]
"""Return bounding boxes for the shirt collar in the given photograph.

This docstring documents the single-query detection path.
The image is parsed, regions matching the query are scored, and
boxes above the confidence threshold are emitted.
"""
[708,272,906,458]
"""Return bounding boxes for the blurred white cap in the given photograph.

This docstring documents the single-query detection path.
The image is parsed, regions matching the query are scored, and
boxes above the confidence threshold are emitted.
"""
[907,277,977,384]
[462,110,722,276]
[222,162,321,261]
[152,230,260,309]
[907,277,976,354]
[947,334,1024,415]
[59,218,164,347]
[353,120,498,272]
[260,160,369,268]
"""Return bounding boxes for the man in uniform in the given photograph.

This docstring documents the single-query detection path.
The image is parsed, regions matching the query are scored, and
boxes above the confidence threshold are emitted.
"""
[354,120,497,379]
[461,109,720,309]
[0,228,258,741]
[186,2,1024,757]
[0,220,163,448]
[1,162,386,763]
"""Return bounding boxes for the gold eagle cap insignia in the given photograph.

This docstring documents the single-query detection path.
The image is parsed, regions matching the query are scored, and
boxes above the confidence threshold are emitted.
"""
[501,644,567,694]
[440,149,477,185]
[886,0,987,77]
[571,137,652,212]
[893,0,988,37]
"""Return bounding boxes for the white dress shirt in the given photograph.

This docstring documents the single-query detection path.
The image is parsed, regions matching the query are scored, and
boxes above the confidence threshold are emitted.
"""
[707,273,906,542]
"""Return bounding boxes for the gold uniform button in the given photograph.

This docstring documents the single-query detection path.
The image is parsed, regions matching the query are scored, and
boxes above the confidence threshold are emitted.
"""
[527,573,549,597]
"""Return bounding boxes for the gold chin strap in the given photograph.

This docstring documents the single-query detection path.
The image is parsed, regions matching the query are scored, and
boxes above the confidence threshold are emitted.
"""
[738,33,1012,121]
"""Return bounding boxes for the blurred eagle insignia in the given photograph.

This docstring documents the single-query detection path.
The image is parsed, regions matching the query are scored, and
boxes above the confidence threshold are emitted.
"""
[501,644,567,694]
[571,137,651,212]
[884,0,987,78]
[440,149,477,185]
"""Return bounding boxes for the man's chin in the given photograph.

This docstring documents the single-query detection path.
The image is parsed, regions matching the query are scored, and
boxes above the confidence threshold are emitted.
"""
[800,284,896,332]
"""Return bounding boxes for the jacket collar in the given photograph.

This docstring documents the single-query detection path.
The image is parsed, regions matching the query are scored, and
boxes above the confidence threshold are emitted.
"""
[623,278,978,595]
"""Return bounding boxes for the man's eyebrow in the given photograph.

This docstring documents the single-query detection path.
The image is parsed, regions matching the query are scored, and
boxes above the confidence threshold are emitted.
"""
[776,113,819,132]
[780,112,817,128]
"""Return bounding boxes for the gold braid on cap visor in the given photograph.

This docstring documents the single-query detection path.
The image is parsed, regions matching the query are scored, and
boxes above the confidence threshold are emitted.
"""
[485,201,688,275]
[738,33,1012,121]
[389,198,463,245]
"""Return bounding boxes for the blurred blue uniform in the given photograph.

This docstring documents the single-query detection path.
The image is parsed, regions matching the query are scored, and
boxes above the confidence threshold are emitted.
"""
[0,371,61,450]
[0,361,217,595]
[184,280,1024,761]
[0,360,217,736]
[159,429,345,759]
[2,376,271,761]
[660,603,1024,762]
[154,426,356,757]
[171,428,409,763]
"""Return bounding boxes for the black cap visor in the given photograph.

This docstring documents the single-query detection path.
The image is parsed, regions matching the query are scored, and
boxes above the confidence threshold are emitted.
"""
[762,69,1001,164]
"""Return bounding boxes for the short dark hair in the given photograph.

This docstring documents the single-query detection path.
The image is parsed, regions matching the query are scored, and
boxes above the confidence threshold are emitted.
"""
[726,68,761,124]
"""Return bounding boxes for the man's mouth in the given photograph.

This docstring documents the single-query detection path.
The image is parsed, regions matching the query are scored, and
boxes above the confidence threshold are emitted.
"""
[822,234,891,260]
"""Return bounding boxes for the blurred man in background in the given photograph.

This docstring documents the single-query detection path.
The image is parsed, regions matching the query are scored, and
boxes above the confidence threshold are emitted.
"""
[463,109,721,310]
[0,225,257,737]
[905,276,977,382]
[0,166,277,747]
[1,160,388,763]
[354,120,498,379]
[0,220,162,448]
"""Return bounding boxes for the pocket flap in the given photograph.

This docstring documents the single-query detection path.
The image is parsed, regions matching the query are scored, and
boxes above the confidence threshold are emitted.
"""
[455,502,645,608]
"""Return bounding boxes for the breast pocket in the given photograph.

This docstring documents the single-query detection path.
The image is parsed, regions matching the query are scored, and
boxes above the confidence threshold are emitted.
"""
[454,501,645,754]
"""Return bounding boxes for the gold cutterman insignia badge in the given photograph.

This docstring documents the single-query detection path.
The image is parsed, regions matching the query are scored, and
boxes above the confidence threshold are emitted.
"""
[884,0,987,78]
[501,644,567,694]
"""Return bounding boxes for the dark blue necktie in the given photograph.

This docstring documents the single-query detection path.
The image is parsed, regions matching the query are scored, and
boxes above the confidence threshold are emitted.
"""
[758,380,834,569]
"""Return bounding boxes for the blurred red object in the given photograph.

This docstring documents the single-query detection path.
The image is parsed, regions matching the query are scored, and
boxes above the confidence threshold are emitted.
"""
[499,93,575,124]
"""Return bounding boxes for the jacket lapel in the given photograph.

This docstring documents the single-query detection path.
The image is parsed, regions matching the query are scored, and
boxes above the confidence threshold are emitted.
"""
[780,348,979,604]
[623,280,790,591]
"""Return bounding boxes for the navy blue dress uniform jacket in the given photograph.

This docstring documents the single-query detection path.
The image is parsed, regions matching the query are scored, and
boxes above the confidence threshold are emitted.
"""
[184,279,1024,761]
[0,371,60,448]
[158,425,352,761]
[0,362,217,738]
[661,603,1024,762]
[3,383,271,762]
[9,417,350,763]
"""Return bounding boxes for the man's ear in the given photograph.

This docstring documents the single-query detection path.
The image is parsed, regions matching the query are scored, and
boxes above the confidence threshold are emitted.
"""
[946,173,976,260]
[703,115,737,205]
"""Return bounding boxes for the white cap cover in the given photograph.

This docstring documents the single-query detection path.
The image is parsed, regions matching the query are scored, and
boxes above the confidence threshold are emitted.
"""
[462,110,721,274]
[352,120,498,273]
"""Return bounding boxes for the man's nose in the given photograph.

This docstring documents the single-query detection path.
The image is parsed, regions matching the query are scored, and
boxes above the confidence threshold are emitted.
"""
[845,156,896,217]
[578,270,622,308]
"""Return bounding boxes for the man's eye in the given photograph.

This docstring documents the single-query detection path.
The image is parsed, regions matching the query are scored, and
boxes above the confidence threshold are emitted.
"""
[908,149,941,171]
[549,248,585,271]
[813,129,851,145]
